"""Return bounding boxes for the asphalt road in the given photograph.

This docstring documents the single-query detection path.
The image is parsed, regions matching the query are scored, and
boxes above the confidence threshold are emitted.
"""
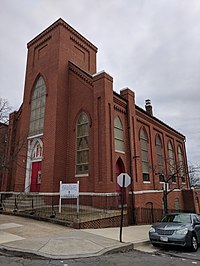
[153,245,200,263]
[0,248,200,266]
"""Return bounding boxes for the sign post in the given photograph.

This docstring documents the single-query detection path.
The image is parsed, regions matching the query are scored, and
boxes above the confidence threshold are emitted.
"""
[59,181,79,215]
[59,181,62,213]
[117,173,131,243]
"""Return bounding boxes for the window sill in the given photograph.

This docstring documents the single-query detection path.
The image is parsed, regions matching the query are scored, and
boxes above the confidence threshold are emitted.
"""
[75,174,89,177]
[115,150,125,154]
[143,181,151,184]
[27,133,43,140]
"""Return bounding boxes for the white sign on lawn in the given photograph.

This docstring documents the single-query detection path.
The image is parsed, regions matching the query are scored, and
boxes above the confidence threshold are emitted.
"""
[60,183,79,198]
[59,181,80,214]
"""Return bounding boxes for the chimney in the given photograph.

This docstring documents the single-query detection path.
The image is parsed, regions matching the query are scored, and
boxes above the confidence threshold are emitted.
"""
[145,99,153,116]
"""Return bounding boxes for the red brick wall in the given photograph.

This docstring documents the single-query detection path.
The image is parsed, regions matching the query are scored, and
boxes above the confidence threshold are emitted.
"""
[0,123,8,190]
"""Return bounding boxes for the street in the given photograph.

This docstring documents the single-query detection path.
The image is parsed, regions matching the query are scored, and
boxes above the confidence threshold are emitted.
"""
[0,247,200,266]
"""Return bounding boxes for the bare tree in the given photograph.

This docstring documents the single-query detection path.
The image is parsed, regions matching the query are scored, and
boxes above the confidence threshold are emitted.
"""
[188,163,200,187]
[0,98,11,168]
[0,98,11,124]
[1,136,27,172]
[0,99,11,188]
[151,158,188,215]
[0,100,27,187]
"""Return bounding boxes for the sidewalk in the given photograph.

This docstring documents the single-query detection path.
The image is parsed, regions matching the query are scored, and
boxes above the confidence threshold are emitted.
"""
[0,214,151,259]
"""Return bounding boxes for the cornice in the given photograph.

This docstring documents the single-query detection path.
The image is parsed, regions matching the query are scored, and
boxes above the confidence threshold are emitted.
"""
[34,35,52,49]
[113,95,127,109]
[136,110,185,140]
[70,36,90,53]
[114,104,126,114]
[69,62,93,86]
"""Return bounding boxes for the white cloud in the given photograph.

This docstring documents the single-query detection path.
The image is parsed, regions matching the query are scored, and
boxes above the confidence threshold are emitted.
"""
[0,0,200,164]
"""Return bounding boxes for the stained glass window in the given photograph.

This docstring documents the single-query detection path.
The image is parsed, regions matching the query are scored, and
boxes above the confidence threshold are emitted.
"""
[114,116,124,152]
[140,128,149,181]
[178,146,185,183]
[76,112,89,175]
[168,141,176,182]
[156,135,164,182]
[29,76,46,136]
[32,141,43,159]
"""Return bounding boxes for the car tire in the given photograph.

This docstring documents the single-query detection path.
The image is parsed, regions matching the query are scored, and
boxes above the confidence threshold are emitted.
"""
[152,243,160,248]
[191,234,198,252]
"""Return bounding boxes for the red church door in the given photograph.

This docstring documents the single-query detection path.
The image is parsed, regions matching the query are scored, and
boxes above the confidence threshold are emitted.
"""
[116,158,126,205]
[30,161,41,192]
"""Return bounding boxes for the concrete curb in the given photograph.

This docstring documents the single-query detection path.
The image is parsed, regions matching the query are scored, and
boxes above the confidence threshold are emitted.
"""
[132,240,150,248]
[0,241,149,260]
[0,244,132,260]
[155,250,200,262]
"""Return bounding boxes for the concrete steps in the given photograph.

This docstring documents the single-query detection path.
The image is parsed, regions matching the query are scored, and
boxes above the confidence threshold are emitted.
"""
[2,194,46,211]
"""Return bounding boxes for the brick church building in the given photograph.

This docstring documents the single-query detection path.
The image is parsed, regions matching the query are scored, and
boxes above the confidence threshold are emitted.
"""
[1,18,191,217]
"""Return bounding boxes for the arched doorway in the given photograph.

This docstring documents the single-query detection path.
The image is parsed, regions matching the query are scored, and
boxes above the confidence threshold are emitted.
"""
[145,202,154,224]
[116,158,126,205]
[30,139,43,192]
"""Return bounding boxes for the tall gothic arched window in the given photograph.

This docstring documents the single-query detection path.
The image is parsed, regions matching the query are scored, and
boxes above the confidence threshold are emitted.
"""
[76,112,89,175]
[168,141,176,182]
[140,128,149,181]
[156,135,164,182]
[29,76,46,136]
[178,145,185,183]
[114,116,124,152]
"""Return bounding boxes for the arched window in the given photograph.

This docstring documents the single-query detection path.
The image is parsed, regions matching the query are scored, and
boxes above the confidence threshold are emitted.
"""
[140,128,149,181]
[168,141,176,182]
[76,112,89,175]
[156,135,164,182]
[29,76,46,136]
[178,146,185,183]
[31,141,43,161]
[114,116,124,152]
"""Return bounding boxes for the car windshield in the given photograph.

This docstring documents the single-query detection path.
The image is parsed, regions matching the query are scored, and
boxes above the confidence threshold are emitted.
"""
[161,214,191,223]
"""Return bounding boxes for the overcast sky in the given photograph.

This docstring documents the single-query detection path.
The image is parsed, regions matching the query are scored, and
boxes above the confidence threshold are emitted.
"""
[0,0,200,165]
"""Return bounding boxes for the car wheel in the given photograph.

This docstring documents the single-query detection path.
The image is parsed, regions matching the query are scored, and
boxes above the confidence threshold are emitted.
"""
[191,235,198,252]
[152,243,160,248]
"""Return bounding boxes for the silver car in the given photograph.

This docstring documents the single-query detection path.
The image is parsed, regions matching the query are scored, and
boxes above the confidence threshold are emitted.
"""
[149,213,200,251]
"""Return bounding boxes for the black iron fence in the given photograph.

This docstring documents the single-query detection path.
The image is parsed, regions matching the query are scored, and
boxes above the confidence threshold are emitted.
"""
[0,192,124,227]
[133,207,185,225]
[0,192,184,227]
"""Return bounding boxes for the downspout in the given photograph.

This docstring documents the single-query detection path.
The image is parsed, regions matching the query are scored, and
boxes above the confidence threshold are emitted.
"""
[183,138,190,188]
[127,102,135,224]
